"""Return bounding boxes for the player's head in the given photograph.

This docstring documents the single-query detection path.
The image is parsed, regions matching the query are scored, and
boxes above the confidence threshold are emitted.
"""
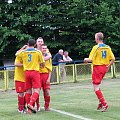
[64,51,69,57]
[28,39,36,47]
[59,49,63,55]
[95,32,104,43]
[36,37,44,47]
[41,44,47,54]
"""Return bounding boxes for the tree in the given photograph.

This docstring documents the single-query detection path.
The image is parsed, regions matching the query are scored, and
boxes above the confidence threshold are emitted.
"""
[0,0,120,60]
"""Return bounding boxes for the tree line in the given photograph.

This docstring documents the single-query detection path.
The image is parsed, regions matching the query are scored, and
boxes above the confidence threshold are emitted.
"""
[0,0,120,60]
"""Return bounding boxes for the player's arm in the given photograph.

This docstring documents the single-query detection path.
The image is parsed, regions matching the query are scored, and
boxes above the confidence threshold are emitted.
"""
[16,45,28,55]
[14,62,23,67]
[84,58,92,63]
[39,51,45,68]
[46,72,51,84]
[106,59,115,72]
[106,49,115,72]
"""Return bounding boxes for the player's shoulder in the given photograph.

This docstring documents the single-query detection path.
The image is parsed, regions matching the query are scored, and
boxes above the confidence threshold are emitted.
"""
[92,45,99,49]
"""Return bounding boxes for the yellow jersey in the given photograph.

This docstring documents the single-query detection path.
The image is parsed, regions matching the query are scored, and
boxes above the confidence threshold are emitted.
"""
[40,53,52,73]
[89,44,115,65]
[16,48,45,71]
[14,56,25,82]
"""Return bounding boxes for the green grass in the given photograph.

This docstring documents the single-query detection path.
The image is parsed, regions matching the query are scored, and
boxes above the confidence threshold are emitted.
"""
[0,78,120,120]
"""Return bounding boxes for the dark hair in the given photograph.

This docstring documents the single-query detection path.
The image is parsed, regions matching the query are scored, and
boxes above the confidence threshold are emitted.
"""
[41,44,47,46]
[28,39,36,46]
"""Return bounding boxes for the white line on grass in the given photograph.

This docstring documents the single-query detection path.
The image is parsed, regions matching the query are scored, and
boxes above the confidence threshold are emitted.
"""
[48,107,93,120]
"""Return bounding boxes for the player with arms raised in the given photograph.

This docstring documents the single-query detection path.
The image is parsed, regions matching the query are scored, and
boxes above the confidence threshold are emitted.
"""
[84,32,115,112]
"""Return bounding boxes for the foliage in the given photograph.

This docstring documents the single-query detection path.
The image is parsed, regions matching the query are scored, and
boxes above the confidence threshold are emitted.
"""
[0,0,120,59]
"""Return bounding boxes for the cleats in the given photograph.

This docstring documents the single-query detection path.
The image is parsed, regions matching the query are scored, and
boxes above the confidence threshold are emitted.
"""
[101,104,109,112]
[18,109,27,114]
[45,107,50,111]
[97,103,103,110]
[27,104,36,114]
[37,107,41,112]
[36,104,40,112]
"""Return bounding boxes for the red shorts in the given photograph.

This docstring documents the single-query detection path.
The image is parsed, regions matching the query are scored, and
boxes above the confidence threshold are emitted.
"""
[25,70,41,90]
[40,73,50,90]
[92,65,107,85]
[15,81,25,93]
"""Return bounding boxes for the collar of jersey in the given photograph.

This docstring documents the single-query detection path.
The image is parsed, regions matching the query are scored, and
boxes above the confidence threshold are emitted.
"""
[25,48,36,51]
[98,43,106,47]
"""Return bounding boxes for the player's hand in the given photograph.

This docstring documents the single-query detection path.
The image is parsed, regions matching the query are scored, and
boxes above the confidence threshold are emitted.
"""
[106,65,110,72]
[46,80,50,84]
[22,45,28,49]
[84,58,89,63]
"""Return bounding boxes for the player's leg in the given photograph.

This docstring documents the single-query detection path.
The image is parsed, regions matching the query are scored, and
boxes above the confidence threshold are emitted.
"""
[35,73,43,112]
[43,89,50,111]
[43,73,51,111]
[15,81,26,113]
[27,71,41,113]
[27,88,40,113]
[92,65,108,112]
[93,84,108,112]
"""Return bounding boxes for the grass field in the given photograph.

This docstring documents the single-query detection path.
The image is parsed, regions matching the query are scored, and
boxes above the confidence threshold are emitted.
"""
[0,78,120,120]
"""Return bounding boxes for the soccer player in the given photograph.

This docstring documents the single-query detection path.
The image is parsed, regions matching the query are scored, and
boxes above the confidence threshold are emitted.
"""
[39,44,52,111]
[35,37,52,111]
[14,56,25,113]
[14,45,28,113]
[15,39,45,114]
[84,32,115,112]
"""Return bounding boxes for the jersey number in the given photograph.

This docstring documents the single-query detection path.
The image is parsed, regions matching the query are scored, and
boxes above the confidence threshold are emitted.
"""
[28,54,32,62]
[102,51,107,58]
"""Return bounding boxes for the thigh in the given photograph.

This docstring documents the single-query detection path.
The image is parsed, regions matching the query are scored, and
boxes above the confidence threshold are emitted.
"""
[42,73,50,90]
[25,71,32,90]
[15,81,25,93]
[31,71,41,89]
[92,65,107,85]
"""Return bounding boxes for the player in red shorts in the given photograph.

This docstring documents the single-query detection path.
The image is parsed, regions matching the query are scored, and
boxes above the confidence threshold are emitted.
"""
[40,44,52,111]
[84,32,115,112]
[14,56,26,113]
[14,45,28,113]
[15,39,45,114]
[35,37,52,111]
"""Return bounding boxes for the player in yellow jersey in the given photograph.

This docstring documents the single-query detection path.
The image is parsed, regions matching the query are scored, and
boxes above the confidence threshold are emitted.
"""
[84,32,115,112]
[15,39,45,114]
[14,45,28,113]
[14,56,25,113]
[35,37,52,111]
[39,44,52,111]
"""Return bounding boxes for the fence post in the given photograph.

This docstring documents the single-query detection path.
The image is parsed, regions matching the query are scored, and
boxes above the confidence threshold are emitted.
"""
[111,63,116,78]
[4,68,8,90]
[73,61,77,83]
[57,66,60,84]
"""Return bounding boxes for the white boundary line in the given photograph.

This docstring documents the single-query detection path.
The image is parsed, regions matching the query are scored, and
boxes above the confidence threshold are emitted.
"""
[43,107,93,120]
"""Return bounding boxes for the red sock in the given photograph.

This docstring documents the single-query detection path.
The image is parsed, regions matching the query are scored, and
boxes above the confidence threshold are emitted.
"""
[18,95,25,111]
[44,95,50,109]
[36,96,40,110]
[95,89,106,106]
[25,93,31,105]
[29,92,39,106]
